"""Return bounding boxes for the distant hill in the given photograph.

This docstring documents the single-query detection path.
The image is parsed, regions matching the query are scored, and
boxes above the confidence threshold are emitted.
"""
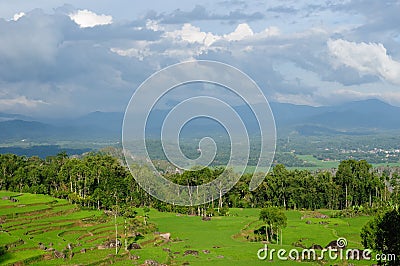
[72,111,123,129]
[272,99,400,135]
[0,111,123,142]
[0,120,55,141]
[1,99,400,141]
[64,111,123,139]
[0,145,91,158]
[0,112,33,122]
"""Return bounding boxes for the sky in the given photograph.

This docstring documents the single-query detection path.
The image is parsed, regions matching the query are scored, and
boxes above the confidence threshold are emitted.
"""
[0,0,400,117]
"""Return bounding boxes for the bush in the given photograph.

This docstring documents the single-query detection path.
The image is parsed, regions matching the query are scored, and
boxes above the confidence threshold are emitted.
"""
[0,245,7,256]
[218,206,230,216]
[361,208,400,264]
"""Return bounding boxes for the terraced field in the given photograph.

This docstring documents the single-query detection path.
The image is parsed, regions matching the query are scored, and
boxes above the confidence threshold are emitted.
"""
[0,191,140,265]
[0,191,374,265]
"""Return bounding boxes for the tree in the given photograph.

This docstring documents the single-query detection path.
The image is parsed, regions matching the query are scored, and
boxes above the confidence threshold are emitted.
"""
[143,206,150,226]
[361,208,400,265]
[0,245,6,257]
[113,192,119,255]
[259,207,287,244]
[271,164,289,208]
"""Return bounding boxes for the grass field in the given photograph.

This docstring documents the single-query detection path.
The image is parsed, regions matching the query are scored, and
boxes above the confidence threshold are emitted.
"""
[292,155,400,171]
[0,191,375,265]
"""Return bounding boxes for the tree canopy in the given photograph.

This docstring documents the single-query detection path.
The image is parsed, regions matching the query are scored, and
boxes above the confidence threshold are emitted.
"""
[0,152,398,216]
[259,207,287,243]
[361,208,400,264]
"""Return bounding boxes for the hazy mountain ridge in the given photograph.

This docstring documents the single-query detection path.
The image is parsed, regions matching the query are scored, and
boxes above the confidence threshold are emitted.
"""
[1,99,399,141]
[271,99,400,135]
[0,112,34,122]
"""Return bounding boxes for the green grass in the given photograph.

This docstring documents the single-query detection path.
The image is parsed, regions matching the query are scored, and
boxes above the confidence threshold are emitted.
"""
[233,155,340,172]
[293,155,400,170]
[223,154,400,173]
[0,249,44,265]
[0,191,375,265]
[292,155,340,170]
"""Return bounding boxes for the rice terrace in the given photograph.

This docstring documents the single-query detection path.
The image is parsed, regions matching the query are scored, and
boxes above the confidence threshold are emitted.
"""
[0,190,380,265]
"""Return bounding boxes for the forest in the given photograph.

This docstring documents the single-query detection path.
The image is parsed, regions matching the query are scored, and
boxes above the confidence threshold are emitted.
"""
[1,150,399,215]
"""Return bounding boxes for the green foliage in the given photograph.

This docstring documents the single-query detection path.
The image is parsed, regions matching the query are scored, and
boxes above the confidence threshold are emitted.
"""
[361,208,400,264]
[0,151,395,216]
[0,191,155,265]
[274,152,316,167]
[0,191,382,266]
[122,207,138,218]
[0,245,6,256]
[279,134,400,165]
[259,207,287,242]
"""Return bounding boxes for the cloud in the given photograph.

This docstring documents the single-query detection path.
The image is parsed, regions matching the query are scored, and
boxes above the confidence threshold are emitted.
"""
[217,0,247,8]
[147,5,264,24]
[69,9,112,28]
[267,5,298,14]
[272,92,319,106]
[0,96,47,109]
[164,23,220,46]
[112,22,280,63]
[328,39,400,85]
[325,0,400,48]
[223,23,253,41]
[0,9,65,82]
[1,2,400,117]
[0,8,158,116]
[12,12,25,21]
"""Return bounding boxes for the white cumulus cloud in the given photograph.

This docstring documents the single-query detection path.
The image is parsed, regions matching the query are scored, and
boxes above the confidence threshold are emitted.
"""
[224,23,254,41]
[12,12,25,21]
[328,39,400,85]
[164,23,220,46]
[0,96,47,109]
[69,9,112,28]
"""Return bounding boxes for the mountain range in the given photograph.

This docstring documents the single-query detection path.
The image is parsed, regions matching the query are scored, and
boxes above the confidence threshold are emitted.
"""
[1,99,399,142]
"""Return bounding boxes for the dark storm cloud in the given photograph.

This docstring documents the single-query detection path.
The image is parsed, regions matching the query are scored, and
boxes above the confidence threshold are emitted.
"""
[322,0,400,44]
[0,8,158,115]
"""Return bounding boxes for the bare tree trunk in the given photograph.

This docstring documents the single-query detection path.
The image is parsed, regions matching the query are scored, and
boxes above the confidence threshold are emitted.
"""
[218,189,223,213]
[124,219,127,251]
[203,193,206,217]
[114,194,118,255]
[384,186,386,201]
[217,181,223,214]
[187,183,193,207]
[270,223,273,243]
[114,212,118,255]
[84,175,87,200]
[369,192,372,207]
